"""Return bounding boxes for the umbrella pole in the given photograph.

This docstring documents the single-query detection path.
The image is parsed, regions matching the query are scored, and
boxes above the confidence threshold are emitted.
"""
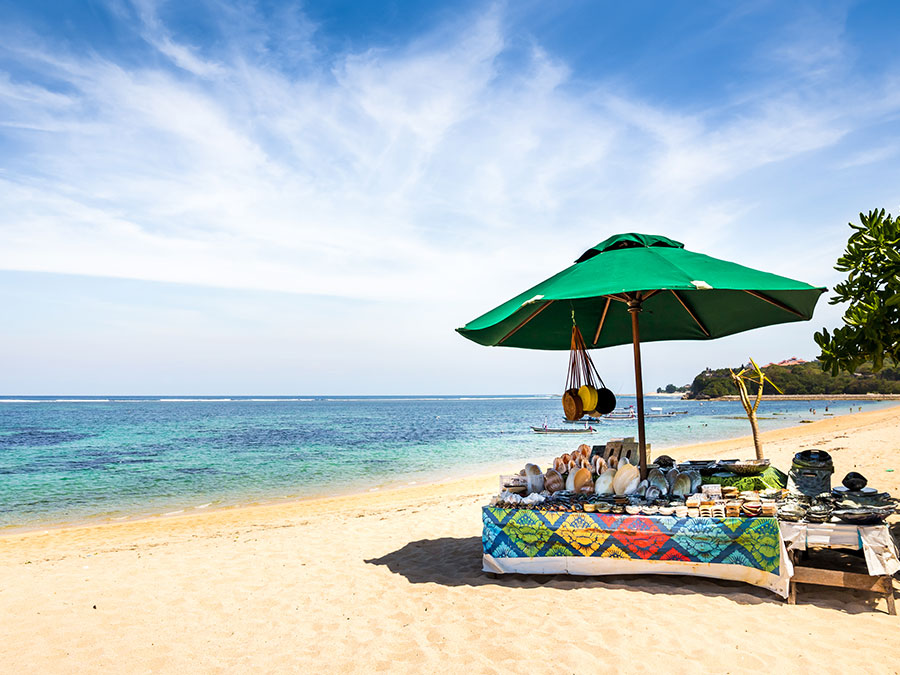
[628,301,648,480]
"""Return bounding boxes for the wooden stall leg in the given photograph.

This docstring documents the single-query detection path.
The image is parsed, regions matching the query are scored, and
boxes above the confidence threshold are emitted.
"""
[787,550,798,605]
[885,580,896,616]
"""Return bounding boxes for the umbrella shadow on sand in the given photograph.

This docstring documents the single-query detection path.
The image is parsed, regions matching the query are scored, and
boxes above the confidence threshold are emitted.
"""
[365,536,893,614]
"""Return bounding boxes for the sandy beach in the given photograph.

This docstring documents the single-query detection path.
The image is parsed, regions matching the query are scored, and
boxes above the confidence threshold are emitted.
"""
[2,406,899,673]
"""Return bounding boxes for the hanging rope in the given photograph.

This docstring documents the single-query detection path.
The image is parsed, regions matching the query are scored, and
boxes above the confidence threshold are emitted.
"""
[562,323,612,420]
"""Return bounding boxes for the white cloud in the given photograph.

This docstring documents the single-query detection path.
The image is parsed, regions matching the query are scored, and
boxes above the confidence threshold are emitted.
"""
[131,0,226,78]
[0,2,898,392]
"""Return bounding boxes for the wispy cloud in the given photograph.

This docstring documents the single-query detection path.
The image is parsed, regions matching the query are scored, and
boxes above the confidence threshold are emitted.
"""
[1,1,899,392]
[1,2,894,305]
[835,142,900,169]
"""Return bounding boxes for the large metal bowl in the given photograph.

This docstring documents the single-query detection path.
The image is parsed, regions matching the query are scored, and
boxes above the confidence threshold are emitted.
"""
[831,507,893,525]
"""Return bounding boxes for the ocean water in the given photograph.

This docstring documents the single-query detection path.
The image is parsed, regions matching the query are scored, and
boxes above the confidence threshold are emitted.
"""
[0,395,895,531]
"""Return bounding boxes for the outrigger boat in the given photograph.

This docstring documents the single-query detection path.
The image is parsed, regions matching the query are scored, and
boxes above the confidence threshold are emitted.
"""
[603,407,638,420]
[562,406,689,422]
[531,426,596,434]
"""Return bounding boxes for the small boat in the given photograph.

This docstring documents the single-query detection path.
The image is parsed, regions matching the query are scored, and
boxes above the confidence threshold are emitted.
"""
[531,426,596,434]
[603,407,637,420]
[561,416,602,424]
[600,407,690,420]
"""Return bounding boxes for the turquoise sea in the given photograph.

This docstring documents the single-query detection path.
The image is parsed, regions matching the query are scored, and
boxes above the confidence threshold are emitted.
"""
[0,395,895,531]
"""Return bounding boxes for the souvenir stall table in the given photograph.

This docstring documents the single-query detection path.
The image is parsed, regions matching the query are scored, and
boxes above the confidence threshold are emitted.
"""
[484,443,898,611]
[486,446,794,597]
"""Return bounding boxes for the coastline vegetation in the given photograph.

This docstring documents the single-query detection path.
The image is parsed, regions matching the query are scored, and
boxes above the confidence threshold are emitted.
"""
[685,359,900,399]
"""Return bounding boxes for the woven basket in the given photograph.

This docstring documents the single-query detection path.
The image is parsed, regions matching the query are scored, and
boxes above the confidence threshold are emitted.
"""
[729,460,770,475]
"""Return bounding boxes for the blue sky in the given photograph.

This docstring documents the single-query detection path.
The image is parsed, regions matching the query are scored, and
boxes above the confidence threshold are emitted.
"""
[1,0,899,394]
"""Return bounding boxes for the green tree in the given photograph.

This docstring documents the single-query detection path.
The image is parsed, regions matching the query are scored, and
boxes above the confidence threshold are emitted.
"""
[665,383,677,393]
[815,209,900,375]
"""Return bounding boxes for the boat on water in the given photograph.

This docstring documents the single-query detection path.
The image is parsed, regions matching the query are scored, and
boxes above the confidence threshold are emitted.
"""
[561,406,689,422]
[604,406,638,420]
[531,426,596,434]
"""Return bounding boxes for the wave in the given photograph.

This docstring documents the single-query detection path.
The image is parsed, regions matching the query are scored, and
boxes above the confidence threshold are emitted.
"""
[248,398,313,402]
[58,399,110,402]
[0,399,112,403]
[158,398,234,402]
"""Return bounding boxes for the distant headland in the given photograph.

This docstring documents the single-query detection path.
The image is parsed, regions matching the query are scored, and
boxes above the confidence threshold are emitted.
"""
[658,358,900,400]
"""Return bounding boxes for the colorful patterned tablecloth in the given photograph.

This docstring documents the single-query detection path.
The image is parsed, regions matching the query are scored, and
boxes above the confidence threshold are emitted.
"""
[701,466,788,492]
[482,507,791,596]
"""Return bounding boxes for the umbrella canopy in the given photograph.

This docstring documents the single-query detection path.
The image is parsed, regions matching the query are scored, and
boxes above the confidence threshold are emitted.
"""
[457,233,825,349]
[456,233,826,478]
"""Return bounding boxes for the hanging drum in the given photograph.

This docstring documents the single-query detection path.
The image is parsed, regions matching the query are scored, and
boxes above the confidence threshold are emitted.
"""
[594,387,617,415]
[562,388,584,420]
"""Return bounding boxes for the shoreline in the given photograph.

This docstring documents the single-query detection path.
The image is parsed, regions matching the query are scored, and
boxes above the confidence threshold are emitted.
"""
[4,403,899,543]
[0,458,522,539]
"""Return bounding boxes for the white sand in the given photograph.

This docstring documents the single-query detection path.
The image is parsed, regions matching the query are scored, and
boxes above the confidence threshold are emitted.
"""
[1,406,899,673]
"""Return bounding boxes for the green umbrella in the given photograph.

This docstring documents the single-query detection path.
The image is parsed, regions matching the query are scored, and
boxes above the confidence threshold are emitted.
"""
[456,233,826,478]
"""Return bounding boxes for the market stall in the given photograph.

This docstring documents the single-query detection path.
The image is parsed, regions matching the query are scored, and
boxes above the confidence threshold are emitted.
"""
[483,442,899,607]
[457,233,896,609]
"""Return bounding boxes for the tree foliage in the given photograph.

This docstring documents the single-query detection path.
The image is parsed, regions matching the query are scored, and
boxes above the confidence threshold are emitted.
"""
[688,359,900,398]
[656,383,689,393]
[815,209,900,375]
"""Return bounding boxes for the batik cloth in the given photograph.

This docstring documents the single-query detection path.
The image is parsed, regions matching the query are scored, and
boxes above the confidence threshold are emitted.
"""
[482,507,791,596]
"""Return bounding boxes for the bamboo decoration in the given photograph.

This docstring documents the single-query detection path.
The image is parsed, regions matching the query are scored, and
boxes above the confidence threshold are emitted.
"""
[729,357,783,460]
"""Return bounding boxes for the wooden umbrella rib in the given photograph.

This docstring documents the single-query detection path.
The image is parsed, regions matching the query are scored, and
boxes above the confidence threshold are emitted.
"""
[498,300,554,345]
[593,297,611,345]
[744,290,805,318]
[670,290,710,337]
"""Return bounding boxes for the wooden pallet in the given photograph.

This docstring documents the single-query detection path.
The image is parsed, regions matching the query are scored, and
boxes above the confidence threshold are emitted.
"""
[592,437,649,466]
